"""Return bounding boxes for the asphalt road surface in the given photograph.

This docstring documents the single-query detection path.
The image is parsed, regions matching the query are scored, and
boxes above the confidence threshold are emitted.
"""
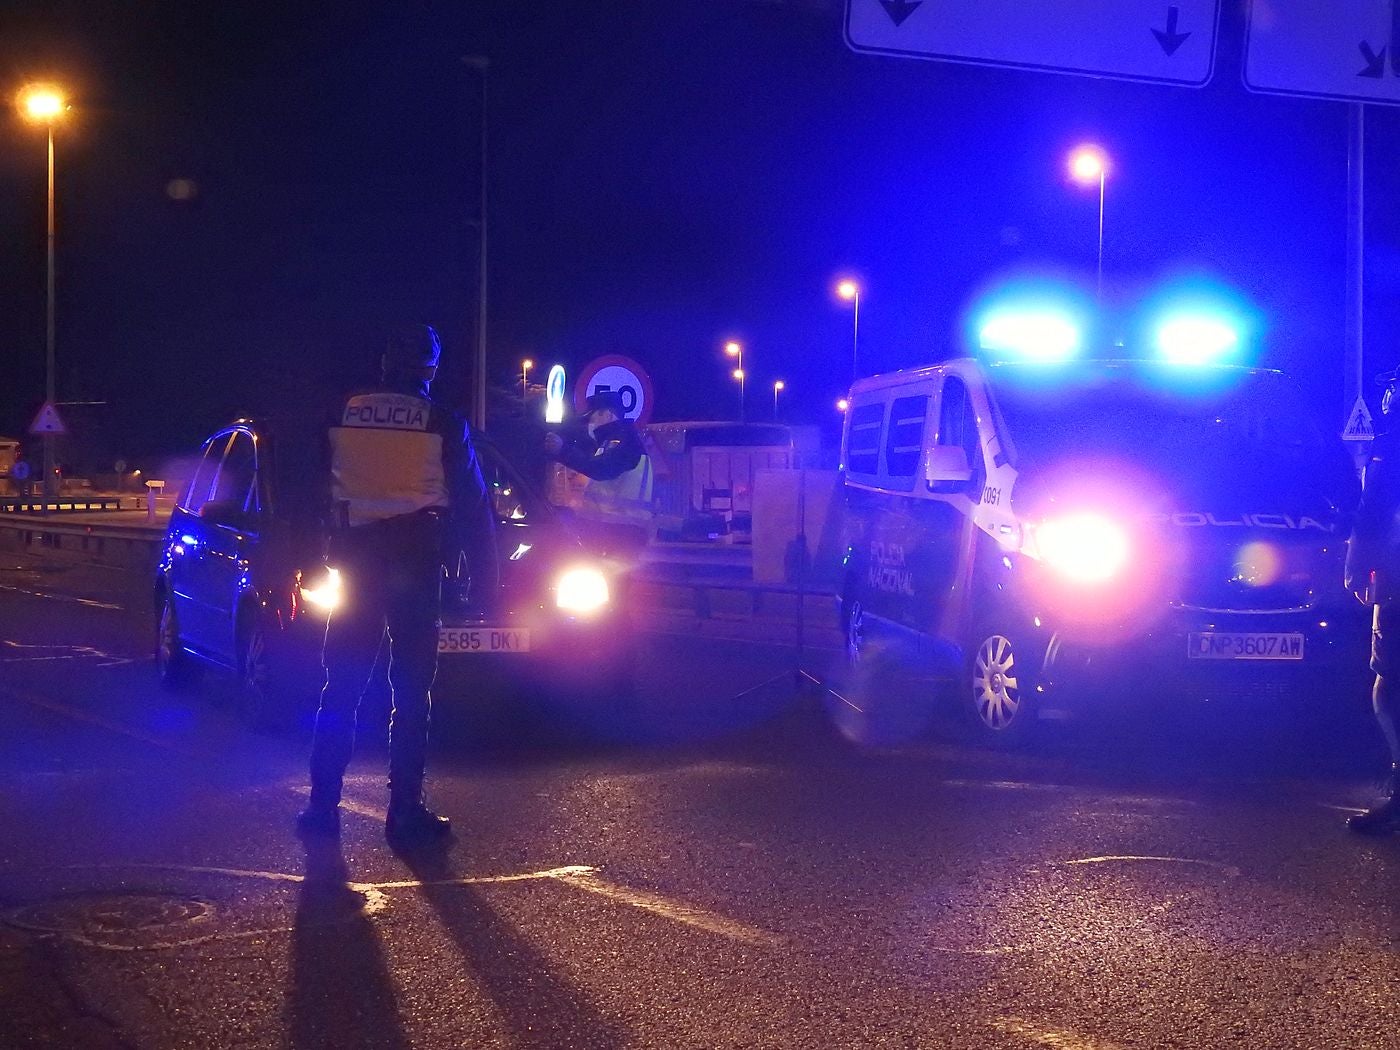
[2,540,1399,1049]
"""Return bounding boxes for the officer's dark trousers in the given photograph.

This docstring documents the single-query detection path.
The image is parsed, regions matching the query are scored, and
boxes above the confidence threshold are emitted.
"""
[1373,602,1400,765]
[309,512,443,810]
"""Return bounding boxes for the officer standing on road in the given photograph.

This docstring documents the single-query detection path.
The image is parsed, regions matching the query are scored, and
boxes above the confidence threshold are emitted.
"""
[544,390,653,553]
[1346,366,1400,835]
[297,324,496,848]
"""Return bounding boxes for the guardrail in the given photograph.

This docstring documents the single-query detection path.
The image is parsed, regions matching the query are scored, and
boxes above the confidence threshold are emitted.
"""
[0,496,125,513]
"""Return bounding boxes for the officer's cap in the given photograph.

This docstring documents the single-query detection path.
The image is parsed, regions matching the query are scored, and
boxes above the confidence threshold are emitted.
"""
[583,390,627,418]
[384,324,442,371]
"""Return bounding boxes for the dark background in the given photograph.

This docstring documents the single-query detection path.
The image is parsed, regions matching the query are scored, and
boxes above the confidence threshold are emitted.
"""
[1,0,1397,467]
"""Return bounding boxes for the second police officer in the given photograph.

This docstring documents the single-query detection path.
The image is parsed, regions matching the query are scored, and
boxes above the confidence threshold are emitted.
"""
[1346,366,1400,835]
[297,324,497,848]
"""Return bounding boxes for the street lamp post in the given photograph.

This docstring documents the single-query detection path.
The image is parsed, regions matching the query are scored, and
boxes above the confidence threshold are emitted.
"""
[1068,145,1108,304]
[464,55,489,431]
[773,379,784,420]
[18,84,67,501]
[837,279,860,385]
[724,341,745,422]
[520,358,533,403]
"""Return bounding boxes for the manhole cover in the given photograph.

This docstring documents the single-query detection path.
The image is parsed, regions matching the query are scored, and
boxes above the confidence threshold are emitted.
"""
[7,892,215,949]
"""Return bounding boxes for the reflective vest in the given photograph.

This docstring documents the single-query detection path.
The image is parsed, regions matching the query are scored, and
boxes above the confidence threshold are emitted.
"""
[580,451,653,526]
[329,390,449,527]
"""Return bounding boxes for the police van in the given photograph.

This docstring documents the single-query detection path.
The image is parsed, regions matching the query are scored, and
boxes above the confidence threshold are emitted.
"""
[832,316,1364,744]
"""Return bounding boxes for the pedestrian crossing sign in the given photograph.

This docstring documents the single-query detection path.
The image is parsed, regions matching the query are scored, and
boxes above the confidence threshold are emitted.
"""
[1343,396,1375,442]
[28,401,67,435]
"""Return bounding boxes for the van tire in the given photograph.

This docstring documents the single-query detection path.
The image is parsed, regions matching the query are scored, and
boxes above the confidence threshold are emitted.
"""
[963,621,1039,747]
[825,594,937,747]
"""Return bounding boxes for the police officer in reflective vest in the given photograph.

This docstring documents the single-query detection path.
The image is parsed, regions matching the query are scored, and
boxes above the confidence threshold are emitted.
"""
[545,389,653,553]
[298,324,495,847]
[1346,366,1400,835]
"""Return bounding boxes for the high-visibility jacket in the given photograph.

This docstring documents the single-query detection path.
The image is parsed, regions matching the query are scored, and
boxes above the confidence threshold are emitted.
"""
[555,419,654,526]
[326,378,496,584]
[581,451,653,525]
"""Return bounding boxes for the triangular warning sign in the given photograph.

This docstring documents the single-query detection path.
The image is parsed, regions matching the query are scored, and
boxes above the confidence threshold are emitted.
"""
[1343,396,1375,441]
[28,401,67,435]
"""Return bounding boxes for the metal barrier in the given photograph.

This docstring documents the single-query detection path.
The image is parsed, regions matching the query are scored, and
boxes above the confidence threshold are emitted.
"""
[0,496,125,513]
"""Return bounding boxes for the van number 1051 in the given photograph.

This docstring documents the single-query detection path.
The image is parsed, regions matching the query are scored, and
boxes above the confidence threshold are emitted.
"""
[981,486,1001,506]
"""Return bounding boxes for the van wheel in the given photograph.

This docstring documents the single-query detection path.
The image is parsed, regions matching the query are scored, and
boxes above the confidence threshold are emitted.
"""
[155,595,200,690]
[824,594,935,747]
[844,598,866,667]
[965,624,1038,746]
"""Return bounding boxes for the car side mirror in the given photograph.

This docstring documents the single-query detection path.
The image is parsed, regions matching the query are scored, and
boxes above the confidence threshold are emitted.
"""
[924,445,973,485]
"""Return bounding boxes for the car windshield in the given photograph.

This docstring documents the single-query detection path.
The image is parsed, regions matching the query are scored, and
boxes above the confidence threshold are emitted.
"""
[988,363,1332,473]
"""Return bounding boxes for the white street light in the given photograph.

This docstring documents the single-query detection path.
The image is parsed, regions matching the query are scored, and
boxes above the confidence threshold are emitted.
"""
[1068,144,1109,303]
[836,279,861,384]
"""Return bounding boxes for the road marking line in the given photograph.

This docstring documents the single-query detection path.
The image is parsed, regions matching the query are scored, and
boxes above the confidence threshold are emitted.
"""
[43,859,779,948]
[1,639,134,667]
[1317,803,1368,815]
[0,583,124,611]
[552,871,783,947]
[2,688,197,758]
[990,1017,1122,1050]
[292,787,388,824]
[1061,855,1241,876]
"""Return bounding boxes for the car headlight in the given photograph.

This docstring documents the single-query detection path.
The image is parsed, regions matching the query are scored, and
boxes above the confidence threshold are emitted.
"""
[299,566,343,612]
[1033,514,1129,584]
[556,566,610,614]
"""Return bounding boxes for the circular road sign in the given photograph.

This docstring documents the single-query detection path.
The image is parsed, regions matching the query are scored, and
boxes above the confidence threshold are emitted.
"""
[574,354,655,425]
[10,461,31,481]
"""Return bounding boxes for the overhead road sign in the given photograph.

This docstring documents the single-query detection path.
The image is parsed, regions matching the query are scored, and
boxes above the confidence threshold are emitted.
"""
[845,0,1221,88]
[28,402,66,435]
[1244,0,1400,106]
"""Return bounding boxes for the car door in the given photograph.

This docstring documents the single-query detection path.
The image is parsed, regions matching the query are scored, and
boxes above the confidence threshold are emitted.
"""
[166,433,230,653]
[195,428,261,664]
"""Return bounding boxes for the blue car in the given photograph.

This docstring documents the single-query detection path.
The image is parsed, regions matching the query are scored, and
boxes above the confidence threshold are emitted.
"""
[153,418,635,727]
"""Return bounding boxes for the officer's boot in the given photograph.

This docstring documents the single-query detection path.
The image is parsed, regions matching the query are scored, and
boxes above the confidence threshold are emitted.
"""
[296,780,342,838]
[385,785,452,849]
[1348,765,1400,836]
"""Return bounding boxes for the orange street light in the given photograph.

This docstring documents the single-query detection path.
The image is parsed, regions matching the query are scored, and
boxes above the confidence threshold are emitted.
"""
[520,358,533,402]
[18,84,66,124]
[722,341,746,422]
[17,82,69,501]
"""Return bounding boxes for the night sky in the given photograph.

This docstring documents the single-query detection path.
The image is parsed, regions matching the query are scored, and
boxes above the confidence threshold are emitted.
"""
[2,0,1398,467]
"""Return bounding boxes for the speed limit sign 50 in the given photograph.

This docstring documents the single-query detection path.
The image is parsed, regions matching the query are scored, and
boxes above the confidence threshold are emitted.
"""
[574,354,655,425]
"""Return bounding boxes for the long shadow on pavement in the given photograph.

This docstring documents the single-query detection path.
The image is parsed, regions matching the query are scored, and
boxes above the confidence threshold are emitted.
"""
[398,847,627,1049]
[285,839,410,1050]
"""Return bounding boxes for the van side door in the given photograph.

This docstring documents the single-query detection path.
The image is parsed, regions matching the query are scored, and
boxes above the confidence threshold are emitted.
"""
[921,373,988,642]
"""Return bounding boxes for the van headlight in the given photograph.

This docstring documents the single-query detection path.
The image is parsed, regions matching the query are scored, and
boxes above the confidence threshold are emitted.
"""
[556,566,610,614]
[299,566,343,612]
[1033,514,1129,584]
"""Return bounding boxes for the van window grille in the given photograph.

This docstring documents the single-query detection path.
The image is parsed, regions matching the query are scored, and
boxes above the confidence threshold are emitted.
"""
[847,402,884,475]
[886,395,928,477]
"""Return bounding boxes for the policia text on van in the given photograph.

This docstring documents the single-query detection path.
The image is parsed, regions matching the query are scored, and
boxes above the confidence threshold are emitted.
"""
[832,355,1364,745]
